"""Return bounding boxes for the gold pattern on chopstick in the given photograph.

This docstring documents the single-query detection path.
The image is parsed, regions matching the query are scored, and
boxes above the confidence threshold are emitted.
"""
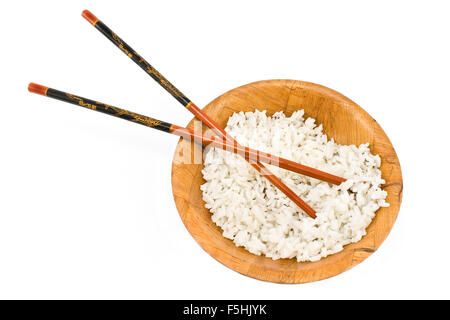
[133,51,185,99]
[64,93,162,127]
[112,33,132,58]
[96,102,163,127]
[66,93,97,110]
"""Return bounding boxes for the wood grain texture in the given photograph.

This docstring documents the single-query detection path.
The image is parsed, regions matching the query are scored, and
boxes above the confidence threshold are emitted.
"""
[171,80,403,284]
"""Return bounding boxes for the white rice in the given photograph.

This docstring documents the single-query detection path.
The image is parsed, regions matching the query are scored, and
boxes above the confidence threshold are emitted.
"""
[200,110,389,262]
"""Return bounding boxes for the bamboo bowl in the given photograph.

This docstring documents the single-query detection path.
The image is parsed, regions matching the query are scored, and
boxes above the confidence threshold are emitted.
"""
[171,80,402,284]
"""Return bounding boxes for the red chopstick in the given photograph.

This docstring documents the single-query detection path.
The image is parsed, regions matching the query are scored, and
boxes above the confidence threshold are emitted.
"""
[80,10,344,218]
[28,83,344,216]
[30,83,340,185]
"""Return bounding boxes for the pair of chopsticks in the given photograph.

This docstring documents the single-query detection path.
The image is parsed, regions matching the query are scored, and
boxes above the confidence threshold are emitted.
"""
[29,10,346,219]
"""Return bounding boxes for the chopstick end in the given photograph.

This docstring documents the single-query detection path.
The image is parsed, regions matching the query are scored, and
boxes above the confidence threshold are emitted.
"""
[28,83,48,96]
[82,10,99,26]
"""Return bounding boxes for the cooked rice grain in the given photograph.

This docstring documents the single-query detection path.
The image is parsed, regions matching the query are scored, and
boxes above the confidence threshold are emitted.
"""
[201,110,388,262]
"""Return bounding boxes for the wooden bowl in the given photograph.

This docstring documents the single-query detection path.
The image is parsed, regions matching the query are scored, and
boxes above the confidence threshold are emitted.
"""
[171,80,403,284]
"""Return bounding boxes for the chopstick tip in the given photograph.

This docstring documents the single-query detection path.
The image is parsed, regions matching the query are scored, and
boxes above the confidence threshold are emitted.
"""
[28,83,48,96]
[82,10,99,26]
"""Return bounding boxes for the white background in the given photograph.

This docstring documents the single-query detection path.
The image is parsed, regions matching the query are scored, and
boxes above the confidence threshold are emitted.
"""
[1,0,449,299]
